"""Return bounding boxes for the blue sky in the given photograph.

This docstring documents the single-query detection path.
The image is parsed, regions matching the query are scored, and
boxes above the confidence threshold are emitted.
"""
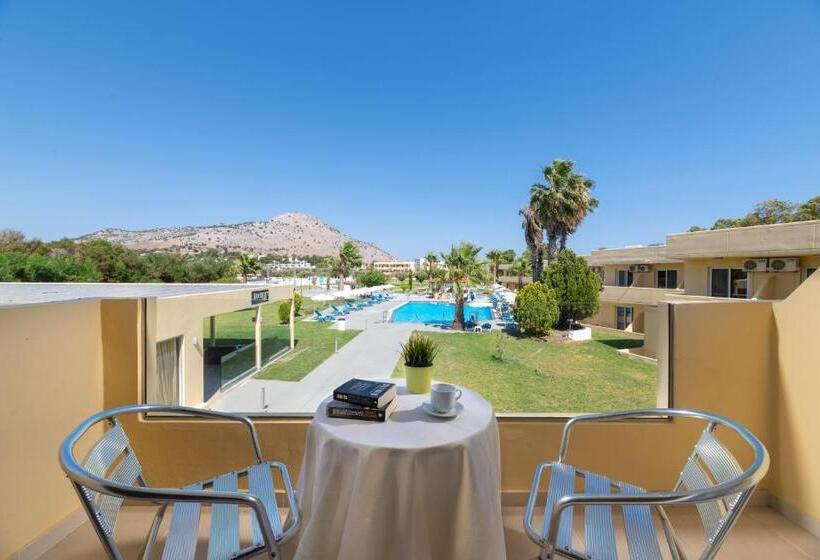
[1,1,819,259]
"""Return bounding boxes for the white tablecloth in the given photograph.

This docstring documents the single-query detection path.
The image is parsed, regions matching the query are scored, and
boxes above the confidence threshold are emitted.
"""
[293,381,506,560]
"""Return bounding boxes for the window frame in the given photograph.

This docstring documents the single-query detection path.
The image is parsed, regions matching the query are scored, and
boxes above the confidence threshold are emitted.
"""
[616,305,633,330]
[709,267,749,299]
[617,269,634,287]
[656,269,678,290]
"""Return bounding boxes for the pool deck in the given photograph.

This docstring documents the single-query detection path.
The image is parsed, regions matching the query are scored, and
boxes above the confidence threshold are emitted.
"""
[208,294,448,414]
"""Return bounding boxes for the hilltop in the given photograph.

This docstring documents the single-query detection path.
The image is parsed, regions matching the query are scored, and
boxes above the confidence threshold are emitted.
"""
[78,212,395,262]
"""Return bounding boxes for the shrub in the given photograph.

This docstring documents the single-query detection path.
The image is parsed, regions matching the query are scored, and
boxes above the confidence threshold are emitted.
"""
[543,249,602,328]
[356,268,388,287]
[400,332,439,367]
[278,300,292,324]
[293,292,303,315]
[513,282,559,337]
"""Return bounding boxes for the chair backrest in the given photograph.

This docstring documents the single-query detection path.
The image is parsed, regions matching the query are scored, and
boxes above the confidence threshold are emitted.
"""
[674,417,767,556]
[60,412,146,559]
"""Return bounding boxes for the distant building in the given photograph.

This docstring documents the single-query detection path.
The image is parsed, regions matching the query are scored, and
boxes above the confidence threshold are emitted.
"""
[373,260,415,275]
[265,256,315,276]
[585,220,820,337]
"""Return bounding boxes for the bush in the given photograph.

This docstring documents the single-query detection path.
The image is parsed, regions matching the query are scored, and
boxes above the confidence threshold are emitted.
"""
[543,249,602,328]
[356,268,388,287]
[293,292,303,315]
[513,282,559,337]
[400,332,439,367]
[278,300,292,324]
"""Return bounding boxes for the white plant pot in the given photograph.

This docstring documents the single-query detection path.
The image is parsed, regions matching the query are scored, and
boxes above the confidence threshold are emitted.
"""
[568,326,592,341]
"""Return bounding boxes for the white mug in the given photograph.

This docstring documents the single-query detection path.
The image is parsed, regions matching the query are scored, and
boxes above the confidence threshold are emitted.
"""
[431,383,462,413]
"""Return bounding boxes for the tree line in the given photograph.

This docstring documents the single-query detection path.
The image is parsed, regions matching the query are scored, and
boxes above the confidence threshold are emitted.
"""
[0,230,239,283]
[688,196,820,231]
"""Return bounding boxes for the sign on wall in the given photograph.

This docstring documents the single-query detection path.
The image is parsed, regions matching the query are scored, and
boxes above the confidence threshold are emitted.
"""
[251,289,270,305]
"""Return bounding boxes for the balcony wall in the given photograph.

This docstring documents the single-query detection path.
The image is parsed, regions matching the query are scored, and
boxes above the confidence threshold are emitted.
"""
[599,285,685,306]
[0,300,104,559]
[587,244,680,266]
[771,270,820,529]
[667,220,820,258]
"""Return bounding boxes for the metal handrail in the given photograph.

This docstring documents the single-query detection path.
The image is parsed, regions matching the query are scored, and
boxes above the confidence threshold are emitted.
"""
[58,404,291,557]
[525,408,770,558]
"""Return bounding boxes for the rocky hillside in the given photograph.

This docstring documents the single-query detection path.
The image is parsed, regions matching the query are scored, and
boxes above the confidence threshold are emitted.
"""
[78,212,394,262]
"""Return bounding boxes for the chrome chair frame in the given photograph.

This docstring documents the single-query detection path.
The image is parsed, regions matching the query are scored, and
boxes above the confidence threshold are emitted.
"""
[59,404,300,560]
[524,408,770,560]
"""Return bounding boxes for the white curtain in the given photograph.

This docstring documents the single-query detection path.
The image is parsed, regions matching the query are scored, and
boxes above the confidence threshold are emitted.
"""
[153,338,180,404]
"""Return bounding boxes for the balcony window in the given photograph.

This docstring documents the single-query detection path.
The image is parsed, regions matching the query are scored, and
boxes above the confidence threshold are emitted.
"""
[616,305,633,329]
[617,269,633,287]
[710,268,748,298]
[657,269,678,289]
[149,336,182,405]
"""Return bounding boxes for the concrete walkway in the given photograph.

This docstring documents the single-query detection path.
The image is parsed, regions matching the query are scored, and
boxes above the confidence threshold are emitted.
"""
[209,295,436,414]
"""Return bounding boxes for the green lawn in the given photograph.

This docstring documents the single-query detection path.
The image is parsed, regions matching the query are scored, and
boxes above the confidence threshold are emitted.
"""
[205,300,361,383]
[392,327,656,413]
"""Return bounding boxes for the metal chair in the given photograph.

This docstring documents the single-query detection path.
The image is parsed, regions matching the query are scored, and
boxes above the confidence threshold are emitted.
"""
[59,405,300,560]
[524,408,769,560]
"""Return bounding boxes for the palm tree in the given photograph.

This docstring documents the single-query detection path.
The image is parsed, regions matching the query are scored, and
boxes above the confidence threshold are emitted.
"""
[520,204,544,282]
[486,249,504,283]
[441,242,485,331]
[323,256,343,289]
[236,253,261,283]
[530,159,598,263]
[338,241,363,280]
[425,251,438,293]
[510,254,531,289]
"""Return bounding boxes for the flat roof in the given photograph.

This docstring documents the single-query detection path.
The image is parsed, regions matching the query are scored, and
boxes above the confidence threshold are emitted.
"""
[0,283,255,307]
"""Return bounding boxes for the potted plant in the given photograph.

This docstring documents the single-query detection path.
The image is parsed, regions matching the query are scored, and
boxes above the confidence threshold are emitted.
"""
[400,332,439,394]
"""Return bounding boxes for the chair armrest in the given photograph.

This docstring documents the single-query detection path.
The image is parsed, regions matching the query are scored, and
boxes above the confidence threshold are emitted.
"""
[269,461,301,544]
[558,408,695,462]
[136,405,265,464]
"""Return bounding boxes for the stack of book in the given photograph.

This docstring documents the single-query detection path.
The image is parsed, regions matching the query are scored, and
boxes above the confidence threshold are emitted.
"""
[327,378,398,422]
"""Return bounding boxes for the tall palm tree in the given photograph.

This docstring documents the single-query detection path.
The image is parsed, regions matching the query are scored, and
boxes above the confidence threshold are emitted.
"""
[530,159,598,263]
[486,249,504,283]
[520,204,544,282]
[236,253,261,283]
[425,251,438,293]
[338,241,363,280]
[441,242,485,331]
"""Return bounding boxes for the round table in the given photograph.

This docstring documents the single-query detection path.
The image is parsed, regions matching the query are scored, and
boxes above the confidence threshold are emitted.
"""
[292,381,506,560]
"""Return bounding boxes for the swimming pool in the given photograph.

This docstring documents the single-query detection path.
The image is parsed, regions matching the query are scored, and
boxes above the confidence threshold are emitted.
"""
[391,301,494,325]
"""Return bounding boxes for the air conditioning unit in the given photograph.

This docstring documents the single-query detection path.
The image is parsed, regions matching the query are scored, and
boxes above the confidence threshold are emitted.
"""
[628,264,652,273]
[769,257,799,272]
[743,258,768,272]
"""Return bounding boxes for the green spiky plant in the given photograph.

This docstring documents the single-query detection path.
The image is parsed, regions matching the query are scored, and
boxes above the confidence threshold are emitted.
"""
[400,332,439,368]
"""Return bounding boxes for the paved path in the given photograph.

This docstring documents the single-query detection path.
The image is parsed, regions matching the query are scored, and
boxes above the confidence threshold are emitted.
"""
[209,295,436,414]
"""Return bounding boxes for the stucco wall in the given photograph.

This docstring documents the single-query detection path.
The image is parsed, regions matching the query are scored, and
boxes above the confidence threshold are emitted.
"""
[770,271,820,527]
[0,300,104,558]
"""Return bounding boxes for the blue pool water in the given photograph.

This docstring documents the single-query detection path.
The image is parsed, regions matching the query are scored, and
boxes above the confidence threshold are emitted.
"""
[391,301,493,325]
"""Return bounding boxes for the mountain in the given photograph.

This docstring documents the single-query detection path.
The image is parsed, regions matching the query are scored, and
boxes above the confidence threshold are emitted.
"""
[78,212,395,262]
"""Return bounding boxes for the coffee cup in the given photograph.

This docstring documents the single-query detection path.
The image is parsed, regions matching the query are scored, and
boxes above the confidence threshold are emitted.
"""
[431,383,462,413]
